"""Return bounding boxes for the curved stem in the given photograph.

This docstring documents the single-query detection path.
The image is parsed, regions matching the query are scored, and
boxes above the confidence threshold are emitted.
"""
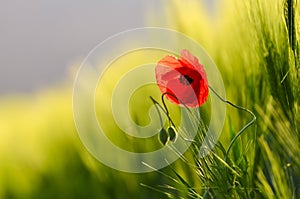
[161,92,204,143]
[208,85,256,161]
[162,92,193,115]
[149,96,164,128]
[160,93,177,127]
[161,92,200,123]
[149,96,176,128]
[161,93,169,118]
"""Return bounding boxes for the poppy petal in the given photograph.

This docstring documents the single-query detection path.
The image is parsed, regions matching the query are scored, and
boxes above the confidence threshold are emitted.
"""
[155,49,209,107]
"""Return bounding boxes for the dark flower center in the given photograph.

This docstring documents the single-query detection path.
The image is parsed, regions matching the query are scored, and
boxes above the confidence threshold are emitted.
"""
[179,74,194,85]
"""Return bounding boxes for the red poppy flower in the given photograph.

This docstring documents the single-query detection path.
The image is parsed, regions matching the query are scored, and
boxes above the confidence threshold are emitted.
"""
[155,49,209,107]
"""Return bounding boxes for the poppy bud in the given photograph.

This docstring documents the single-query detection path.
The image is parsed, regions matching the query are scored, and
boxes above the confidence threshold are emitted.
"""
[167,126,177,142]
[158,128,169,145]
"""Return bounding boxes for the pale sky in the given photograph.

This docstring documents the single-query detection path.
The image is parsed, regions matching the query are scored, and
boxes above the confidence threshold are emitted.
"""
[0,0,214,95]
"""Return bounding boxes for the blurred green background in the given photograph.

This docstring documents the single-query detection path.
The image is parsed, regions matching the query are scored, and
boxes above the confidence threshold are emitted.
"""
[1,0,299,198]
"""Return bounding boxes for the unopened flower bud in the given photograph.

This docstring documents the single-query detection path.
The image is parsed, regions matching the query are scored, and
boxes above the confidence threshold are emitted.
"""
[167,126,177,142]
[158,128,169,145]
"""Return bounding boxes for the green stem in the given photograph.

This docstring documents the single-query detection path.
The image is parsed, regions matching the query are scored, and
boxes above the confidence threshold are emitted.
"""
[149,96,176,128]
[149,96,164,128]
[208,85,256,161]
[162,92,199,122]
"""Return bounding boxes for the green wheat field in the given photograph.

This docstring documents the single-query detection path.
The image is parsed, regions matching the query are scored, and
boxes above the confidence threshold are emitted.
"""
[0,0,299,198]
